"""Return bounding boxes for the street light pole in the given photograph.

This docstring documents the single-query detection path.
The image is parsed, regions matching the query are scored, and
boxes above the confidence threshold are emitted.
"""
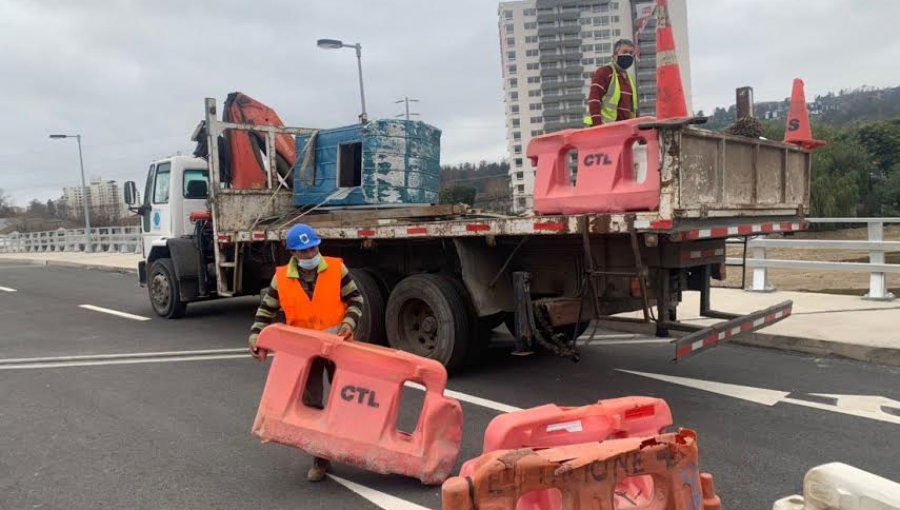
[50,134,92,252]
[317,38,368,124]
[353,44,367,124]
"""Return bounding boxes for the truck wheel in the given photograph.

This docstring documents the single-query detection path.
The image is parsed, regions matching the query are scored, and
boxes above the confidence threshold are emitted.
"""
[148,258,186,319]
[386,274,471,373]
[350,268,387,345]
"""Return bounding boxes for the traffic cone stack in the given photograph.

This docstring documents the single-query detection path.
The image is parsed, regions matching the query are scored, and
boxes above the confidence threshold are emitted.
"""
[654,0,688,119]
[783,78,826,150]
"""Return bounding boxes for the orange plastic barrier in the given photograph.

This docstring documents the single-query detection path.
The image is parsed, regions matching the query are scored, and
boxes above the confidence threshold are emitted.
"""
[783,78,826,150]
[251,323,463,485]
[443,429,720,510]
[459,397,672,510]
[529,118,661,215]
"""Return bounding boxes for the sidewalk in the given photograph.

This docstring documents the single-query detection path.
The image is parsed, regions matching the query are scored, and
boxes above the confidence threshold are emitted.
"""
[2,252,898,366]
[0,252,140,273]
[610,288,900,366]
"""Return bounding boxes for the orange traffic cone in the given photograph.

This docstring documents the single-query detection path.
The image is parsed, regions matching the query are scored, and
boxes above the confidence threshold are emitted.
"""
[655,0,688,119]
[783,78,826,150]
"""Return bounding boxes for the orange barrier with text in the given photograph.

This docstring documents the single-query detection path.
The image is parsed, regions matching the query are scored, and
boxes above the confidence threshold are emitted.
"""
[443,429,721,510]
[459,397,673,509]
[252,324,463,485]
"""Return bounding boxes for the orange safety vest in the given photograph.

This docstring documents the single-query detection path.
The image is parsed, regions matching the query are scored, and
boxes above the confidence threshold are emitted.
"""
[274,256,348,331]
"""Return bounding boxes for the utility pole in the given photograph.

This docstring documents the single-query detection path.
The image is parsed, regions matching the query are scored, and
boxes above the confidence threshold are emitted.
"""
[394,97,420,121]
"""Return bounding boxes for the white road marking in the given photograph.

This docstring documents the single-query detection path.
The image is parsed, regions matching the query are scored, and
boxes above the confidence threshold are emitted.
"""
[328,474,431,510]
[0,353,248,370]
[618,370,900,425]
[0,348,248,365]
[617,369,788,405]
[79,304,151,321]
[0,286,16,292]
[404,382,522,413]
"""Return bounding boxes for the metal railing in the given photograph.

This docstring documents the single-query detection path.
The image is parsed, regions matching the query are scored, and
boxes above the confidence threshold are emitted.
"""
[0,227,142,254]
[727,218,900,301]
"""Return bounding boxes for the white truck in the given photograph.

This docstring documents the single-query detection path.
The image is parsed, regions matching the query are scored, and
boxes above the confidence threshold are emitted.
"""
[124,97,810,371]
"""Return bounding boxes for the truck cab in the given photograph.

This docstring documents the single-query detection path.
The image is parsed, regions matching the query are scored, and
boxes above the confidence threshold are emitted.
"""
[125,155,211,317]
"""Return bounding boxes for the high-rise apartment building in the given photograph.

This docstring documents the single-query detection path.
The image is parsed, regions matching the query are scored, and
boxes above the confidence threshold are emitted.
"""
[62,177,124,219]
[498,0,690,212]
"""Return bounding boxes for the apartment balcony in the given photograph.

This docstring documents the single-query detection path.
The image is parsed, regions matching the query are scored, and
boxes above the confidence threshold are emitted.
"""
[543,105,584,118]
[540,66,563,77]
[537,25,580,37]
[540,53,564,64]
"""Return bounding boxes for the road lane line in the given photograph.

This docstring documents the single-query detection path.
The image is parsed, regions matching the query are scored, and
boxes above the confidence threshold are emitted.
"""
[79,304,151,321]
[0,348,248,365]
[0,286,16,292]
[0,353,248,370]
[328,474,431,510]
[404,382,522,413]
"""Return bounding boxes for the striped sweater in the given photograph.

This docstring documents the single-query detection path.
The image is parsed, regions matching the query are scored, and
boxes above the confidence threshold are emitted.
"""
[249,257,364,346]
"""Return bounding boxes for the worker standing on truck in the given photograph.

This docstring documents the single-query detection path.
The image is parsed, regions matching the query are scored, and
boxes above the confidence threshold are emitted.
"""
[248,223,364,482]
[585,39,638,126]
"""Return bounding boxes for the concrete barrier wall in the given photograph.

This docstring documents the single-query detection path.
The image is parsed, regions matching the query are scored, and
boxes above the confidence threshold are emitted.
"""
[0,227,141,254]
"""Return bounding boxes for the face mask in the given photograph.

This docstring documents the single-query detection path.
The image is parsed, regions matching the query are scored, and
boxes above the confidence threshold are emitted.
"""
[616,54,634,69]
[297,253,321,270]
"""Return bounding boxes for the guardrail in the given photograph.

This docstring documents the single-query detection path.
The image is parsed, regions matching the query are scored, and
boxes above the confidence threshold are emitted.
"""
[727,218,900,301]
[0,227,142,254]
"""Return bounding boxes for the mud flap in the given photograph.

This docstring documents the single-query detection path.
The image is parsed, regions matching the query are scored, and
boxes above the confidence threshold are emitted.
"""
[672,300,793,361]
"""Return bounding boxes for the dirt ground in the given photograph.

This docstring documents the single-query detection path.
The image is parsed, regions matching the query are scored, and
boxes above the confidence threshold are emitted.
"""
[717,224,900,295]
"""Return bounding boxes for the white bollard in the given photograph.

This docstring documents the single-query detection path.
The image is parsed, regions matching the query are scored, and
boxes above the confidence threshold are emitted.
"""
[772,462,900,510]
[865,221,895,301]
[748,242,775,292]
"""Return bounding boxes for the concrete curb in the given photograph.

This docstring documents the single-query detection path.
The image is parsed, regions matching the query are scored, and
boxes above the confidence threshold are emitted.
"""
[0,257,138,275]
[596,319,900,367]
[733,333,900,367]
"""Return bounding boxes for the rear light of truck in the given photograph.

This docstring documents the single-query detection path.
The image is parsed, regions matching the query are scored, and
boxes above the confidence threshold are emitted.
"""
[630,277,642,298]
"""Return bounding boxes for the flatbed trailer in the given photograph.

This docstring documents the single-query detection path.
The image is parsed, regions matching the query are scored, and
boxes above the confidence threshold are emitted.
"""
[126,97,810,371]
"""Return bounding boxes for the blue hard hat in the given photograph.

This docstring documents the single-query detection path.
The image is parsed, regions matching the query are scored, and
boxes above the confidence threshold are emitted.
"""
[285,224,321,250]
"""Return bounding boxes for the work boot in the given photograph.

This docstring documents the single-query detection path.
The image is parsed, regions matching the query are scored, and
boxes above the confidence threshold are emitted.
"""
[306,457,331,482]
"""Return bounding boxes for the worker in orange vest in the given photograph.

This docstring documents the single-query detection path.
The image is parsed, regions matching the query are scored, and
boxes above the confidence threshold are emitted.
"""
[248,223,364,482]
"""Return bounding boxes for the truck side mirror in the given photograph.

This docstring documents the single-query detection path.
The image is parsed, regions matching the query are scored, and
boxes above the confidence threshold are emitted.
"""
[124,181,138,206]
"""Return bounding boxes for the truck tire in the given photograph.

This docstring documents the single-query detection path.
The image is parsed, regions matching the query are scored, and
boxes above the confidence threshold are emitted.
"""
[148,258,186,319]
[386,273,471,373]
[350,268,387,345]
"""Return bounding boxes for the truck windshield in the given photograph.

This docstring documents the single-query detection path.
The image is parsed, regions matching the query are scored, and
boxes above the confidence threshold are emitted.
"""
[183,168,209,199]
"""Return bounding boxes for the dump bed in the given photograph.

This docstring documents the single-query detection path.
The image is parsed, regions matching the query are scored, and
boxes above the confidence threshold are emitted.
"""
[660,126,810,220]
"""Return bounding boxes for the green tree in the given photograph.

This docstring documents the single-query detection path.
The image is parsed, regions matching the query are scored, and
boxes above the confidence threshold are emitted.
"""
[26,199,48,217]
[439,185,477,206]
[809,135,871,217]
[0,189,12,216]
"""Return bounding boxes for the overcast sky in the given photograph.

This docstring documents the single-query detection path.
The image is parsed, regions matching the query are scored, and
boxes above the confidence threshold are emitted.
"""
[2,0,900,206]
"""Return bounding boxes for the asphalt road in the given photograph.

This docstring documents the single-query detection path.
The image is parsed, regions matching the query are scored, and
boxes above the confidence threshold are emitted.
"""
[1,260,898,509]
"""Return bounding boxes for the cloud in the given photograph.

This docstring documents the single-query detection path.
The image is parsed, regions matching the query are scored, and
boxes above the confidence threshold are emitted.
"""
[2,0,900,205]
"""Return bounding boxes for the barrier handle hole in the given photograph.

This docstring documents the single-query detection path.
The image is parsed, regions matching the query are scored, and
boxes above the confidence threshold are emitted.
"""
[396,380,427,437]
[300,356,335,411]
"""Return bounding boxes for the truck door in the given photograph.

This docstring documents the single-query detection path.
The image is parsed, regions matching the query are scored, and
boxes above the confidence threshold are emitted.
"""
[141,161,172,256]
[180,168,209,234]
